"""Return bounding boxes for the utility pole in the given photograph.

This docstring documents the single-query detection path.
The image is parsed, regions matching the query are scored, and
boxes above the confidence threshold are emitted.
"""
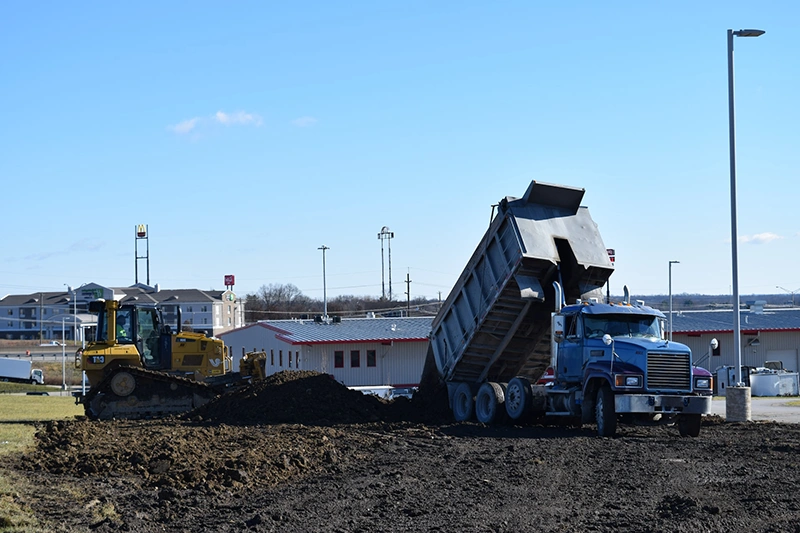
[404,271,412,316]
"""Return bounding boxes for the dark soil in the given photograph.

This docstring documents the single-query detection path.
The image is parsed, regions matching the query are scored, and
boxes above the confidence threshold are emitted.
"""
[5,371,800,532]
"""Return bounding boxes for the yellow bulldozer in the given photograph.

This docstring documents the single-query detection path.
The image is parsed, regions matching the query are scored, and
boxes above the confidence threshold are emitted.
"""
[76,299,265,420]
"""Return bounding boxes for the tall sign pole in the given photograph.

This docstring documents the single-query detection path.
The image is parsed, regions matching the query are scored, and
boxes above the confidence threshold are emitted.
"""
[135,224,150,285]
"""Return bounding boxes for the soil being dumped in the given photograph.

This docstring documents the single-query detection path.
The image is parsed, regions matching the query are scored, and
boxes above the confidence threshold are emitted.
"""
[5,371,800,532]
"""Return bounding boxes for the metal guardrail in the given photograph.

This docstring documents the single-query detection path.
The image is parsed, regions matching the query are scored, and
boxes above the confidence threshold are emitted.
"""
[1,353,64,362]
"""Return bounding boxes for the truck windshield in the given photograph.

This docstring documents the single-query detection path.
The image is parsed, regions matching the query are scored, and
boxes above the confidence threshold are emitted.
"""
[584,314,661,340]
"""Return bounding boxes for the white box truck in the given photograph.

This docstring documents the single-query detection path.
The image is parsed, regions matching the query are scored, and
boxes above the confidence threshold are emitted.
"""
[0,359,44,385]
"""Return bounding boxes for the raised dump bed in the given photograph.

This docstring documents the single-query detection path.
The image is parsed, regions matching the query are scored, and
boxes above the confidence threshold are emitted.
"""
[429,181,614,386]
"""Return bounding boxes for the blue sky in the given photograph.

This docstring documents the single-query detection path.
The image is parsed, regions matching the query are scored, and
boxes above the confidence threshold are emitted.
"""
[2,1,798,303]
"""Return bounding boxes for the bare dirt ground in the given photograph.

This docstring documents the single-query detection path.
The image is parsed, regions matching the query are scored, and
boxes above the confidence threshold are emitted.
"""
[4,371,800,532]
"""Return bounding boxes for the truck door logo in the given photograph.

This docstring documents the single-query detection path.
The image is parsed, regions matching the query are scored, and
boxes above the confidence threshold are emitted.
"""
[209,358,221,367]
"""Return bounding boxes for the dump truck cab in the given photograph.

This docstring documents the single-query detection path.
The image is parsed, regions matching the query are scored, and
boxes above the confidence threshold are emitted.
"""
[553,301,713,423]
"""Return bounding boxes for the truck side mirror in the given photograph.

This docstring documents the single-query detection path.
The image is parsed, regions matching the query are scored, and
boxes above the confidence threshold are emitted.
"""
[603,334,613,346]
[553,330,564,343]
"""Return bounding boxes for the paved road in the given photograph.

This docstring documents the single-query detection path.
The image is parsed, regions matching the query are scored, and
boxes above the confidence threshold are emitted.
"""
[710,396,800,424]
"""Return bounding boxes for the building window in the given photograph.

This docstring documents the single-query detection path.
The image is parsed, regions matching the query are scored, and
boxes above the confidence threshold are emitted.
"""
[201,306,208,312]
[187,306,193,312]
[228,305,231,314]
[367,350,376,367]
[279,350,283,367]
[7,310,11,315]
[228,317,231,326]
[334,350,344,368]
[271,350,274,366]
[295,352,299,367]
[351,350,360,368]
[6,322,11,327]
[203,318,208,324]
[288,351,292,368]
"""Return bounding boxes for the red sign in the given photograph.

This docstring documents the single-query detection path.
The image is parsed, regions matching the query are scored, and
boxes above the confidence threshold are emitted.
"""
[607,249,615,263]
[224,275,235,286]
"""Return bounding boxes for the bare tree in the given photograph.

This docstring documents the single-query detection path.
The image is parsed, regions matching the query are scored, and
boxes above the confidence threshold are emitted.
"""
[245,283,314,320]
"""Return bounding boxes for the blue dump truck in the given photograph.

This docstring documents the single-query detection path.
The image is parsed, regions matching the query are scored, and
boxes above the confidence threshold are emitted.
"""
[426,181,712,437]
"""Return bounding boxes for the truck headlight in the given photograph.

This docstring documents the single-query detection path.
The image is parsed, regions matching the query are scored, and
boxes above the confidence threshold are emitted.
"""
[694,377,711,389]
[615,374,642,388]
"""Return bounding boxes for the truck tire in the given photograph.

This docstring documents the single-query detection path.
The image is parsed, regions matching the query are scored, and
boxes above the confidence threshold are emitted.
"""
[595,385,617,437]
[505,377,532,421]
[678,414,701,438]
[452,382,474,421]
[475,382,505,424]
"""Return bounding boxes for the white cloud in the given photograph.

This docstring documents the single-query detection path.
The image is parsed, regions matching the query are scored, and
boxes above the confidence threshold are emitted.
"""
[169,117,200,134]
[214,110,263,126]
[291,116,318,127]
[741,232,783,244]
[169,110,263,135]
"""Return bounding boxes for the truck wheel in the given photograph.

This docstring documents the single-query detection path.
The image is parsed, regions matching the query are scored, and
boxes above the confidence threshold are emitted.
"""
[475,382,505,424]
[452,382,474,421]
[505,377,532,421]
[595,385,617,437]
[678,414,702,438]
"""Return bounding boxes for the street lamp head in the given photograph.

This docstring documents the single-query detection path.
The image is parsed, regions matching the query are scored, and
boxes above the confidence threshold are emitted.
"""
[733,29,765,37]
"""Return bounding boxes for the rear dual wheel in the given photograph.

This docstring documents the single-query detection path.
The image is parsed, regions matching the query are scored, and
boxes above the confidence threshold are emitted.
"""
[452,382,474,421]
[475,382,506,424]
[505,377,532,421]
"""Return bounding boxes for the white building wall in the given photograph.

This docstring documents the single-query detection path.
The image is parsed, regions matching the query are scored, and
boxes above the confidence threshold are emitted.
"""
[220,324,428,386]
[677,331,800,374]
[298,341,427,387]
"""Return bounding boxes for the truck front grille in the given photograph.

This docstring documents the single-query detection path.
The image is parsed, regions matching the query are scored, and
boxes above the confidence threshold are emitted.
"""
[646,352,691,391]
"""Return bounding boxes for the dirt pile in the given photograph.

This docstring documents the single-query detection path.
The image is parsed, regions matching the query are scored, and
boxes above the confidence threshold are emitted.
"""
[25,418,381,495]
[188,370,387,425]
[187,370,449,426]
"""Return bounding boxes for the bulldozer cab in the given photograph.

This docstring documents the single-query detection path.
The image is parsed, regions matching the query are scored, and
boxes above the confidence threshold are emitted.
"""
[94,302,172,371]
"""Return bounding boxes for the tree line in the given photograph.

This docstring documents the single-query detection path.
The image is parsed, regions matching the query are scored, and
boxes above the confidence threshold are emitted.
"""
[243,283,440,321]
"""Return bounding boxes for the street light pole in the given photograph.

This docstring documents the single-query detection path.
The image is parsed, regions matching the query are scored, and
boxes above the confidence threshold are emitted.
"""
[669,261,679,341]
[65,284,77,343]
[61,316,67,390]
[728,28,764,386]
[318,245,329,320]
[776,286,800,307]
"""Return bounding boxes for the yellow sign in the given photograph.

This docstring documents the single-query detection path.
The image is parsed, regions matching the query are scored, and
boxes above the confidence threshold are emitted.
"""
[136,224,147,238]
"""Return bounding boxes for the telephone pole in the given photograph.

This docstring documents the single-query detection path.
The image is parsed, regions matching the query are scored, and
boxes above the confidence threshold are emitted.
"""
[404,271,412,315]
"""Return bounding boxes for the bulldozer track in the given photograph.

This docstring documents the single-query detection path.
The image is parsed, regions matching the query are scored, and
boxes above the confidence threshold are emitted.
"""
[80,366,218,420]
